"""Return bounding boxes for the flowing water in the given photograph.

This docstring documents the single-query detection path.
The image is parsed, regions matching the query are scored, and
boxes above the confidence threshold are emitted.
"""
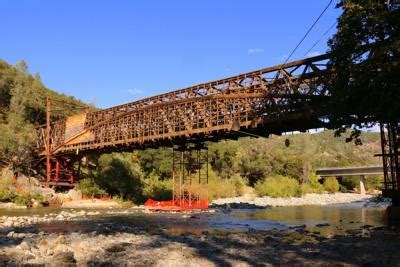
[0,202,391,236]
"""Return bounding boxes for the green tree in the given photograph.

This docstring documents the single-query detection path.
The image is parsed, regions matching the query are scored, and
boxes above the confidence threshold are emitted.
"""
[327,1,400,137]
[94,153,144,203]
[15,60,28,74]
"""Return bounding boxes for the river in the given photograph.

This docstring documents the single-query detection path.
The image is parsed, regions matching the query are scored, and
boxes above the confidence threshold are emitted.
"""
[0,202,390,236]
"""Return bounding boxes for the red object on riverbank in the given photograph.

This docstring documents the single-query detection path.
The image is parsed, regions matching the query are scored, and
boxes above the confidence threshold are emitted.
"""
[144,198,208,211]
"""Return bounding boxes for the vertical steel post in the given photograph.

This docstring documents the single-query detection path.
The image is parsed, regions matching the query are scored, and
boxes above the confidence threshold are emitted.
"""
[55,160,59,182]
[180,150,184,206]
[46,97,51,187]
[172,149,175,203]
[380,123,388,191]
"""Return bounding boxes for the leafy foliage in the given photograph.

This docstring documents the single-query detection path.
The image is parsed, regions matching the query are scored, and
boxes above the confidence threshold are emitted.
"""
[323,177,340,193]
[254,175,300,198]
[14,194,44,206]
[94,153,145,203]
[143,171,172,201]
[78,178,108,198]
[0,59,90,171]
[0,188,16,202]
[327,1,400,138]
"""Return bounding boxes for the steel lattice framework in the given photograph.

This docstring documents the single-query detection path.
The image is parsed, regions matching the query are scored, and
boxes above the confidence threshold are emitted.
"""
[36,54,331,156]
[34,53,400,206]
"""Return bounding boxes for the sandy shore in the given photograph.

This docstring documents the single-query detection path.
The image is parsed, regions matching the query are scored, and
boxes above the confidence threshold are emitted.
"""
[61,199,122,209]
[212,193,389,208]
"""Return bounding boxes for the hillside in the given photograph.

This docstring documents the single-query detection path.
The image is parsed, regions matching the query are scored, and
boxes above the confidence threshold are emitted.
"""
[0,59,90,170]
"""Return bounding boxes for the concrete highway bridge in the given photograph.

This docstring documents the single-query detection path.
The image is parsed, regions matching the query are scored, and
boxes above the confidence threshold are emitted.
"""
[34,53,400,206]
[316,166,384,195]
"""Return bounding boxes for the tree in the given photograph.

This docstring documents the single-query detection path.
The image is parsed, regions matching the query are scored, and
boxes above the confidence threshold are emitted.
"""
[15,60,28,74]
[34,73,42,83]
[327,1,400,139]
[95,153,145,202]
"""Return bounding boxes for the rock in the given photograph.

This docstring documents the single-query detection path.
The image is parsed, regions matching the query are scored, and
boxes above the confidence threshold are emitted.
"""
[39,239,48,247]
[31,199,43,208]
[16,241,30,251]
[361,224,373,229]
[55,235,67,245]
[7,231,15,238]
[54,244,69,253]
[53,251,77,265]
[316,223,330,227]
[66,189,82,201]
[106,243,127,253]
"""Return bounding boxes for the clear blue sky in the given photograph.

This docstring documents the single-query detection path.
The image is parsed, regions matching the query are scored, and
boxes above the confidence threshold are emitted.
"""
[0,0,341,108]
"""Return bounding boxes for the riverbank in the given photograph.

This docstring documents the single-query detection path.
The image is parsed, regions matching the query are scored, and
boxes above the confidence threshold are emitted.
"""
[0,207,399,266]
[212,192,390,208]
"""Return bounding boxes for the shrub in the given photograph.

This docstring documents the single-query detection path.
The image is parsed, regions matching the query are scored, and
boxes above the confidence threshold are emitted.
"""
[365,175,383,191]
[186,165,246,201]
[95,153,144,203]
[0,188,16,202]
[300,173,323,195]
[323,177,340,193]
[0,170,16,202]
[143,172,172,201]
[13,194,44,206]
[341,176,358,191]
[339,185,348,193]
[78,178,108,198]
[230,174,246,196]
[254,175,300,198]
[111,195,133,208]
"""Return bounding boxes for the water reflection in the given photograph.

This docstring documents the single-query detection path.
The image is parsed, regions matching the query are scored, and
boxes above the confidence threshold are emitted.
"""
[0,204,391,237]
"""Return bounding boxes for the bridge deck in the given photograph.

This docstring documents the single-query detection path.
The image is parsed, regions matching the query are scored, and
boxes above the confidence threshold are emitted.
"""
[316,166,383,177]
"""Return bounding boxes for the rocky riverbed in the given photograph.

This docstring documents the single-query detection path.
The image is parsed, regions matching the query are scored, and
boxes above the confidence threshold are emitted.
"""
[0,207,399,266]
[212,192,390,208]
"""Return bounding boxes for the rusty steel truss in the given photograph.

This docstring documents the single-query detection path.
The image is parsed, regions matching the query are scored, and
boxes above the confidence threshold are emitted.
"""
[36,54,331,158]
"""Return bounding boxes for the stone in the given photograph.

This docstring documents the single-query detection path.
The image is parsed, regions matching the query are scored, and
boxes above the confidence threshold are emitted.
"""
[53,251,77,265]
[17,241,30,251]
[66,189,83,201]
[7,231,15,238]
[106,243,127,253]
[316,223,330,227]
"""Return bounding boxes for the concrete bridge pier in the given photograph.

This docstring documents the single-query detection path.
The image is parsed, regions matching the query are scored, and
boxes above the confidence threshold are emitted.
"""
[360,175,366,195]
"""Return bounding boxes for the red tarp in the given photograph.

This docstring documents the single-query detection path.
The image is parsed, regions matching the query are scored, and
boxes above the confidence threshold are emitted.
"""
[144,198,208,211]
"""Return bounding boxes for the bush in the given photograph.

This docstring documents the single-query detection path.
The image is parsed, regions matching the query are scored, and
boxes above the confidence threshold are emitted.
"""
[0,170,16,202]
[254,175,300,198]
[300,173,323,195]
[78,178,108,198]
[230,174,246,196]
[339,185,348,193]
[95,153,144,203]
[143,172,172,201]
[13,194,44,206]
[323,177,340,193]
[341,176,358,191]
[182,165,246,201]
[0,188,16,202]
[365,175,383,191]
